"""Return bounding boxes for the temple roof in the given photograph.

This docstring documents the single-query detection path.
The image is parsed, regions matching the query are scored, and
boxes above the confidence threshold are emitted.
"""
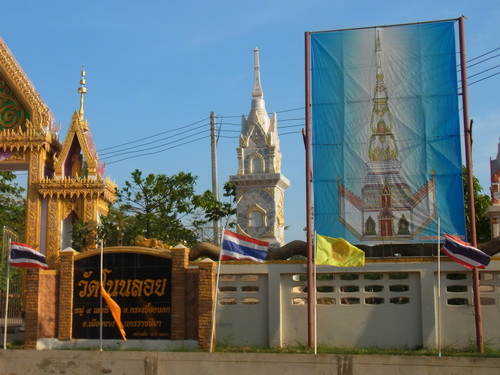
[241,48,278,148]
[54,67,102,179]
[0,38,54,131]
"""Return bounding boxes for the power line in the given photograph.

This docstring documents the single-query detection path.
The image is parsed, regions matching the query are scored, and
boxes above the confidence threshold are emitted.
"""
[99,46,498,166]
[100,123,209,158]
[106,135,208,165]
[467,46,500,64]
[467,52,500,69]
[467,63,500,80]
[97,117,209,153]
[104,129,208,160]
[469,70,500,86]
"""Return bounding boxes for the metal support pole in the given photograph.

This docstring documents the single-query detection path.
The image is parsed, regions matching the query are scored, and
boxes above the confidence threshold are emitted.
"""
[304,31,315,349]
[210,112,220,247]
[458,16,484,353]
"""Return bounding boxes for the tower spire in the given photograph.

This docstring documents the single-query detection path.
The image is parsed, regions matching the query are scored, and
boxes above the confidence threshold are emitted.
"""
[78,65,87,121]
[252,47,264,110]
[368,30,398,162]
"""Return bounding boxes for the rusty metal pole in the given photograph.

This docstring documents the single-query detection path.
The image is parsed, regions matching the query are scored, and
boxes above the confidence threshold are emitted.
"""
[304,31,315,349]
[458,16,484,353]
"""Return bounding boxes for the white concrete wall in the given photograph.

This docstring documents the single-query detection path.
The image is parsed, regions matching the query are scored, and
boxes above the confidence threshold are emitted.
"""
[216,257,500,350]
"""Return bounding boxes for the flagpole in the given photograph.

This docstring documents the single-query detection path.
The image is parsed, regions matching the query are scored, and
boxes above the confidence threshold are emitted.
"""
[458,16,484,353]
[100,239,103,352]
[313,232,317,355]
[304,30,315,350]
[437,218,442,357]
[209,229,225,353]
[3,239,11,350]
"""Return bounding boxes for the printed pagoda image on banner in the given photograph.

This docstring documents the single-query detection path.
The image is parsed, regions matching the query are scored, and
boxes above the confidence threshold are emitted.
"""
[311,21,466,244]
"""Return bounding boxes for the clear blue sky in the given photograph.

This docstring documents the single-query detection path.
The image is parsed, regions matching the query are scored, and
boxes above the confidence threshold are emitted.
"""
[3,1,499,242]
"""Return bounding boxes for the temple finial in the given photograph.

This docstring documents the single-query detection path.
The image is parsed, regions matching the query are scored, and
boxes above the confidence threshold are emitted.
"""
[252,47,263,100]
[78,65,87,121]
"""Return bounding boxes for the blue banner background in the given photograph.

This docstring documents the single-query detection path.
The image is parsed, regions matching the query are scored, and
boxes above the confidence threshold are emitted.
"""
[311,21,465,244]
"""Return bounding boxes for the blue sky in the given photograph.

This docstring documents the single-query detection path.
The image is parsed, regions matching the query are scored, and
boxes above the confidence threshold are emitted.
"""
[3,1,499,242]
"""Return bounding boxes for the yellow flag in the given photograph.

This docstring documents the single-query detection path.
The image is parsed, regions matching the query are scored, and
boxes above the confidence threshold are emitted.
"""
[315,234,365,267]
[100,285,127,341]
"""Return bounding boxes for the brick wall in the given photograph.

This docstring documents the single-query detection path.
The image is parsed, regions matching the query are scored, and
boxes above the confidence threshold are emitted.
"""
[58,250,77,340]
[185,269,199,340]
[171,247,189,340]
[39,271,58,338]
[24,268,40,349]
[198,262,216,350]
[23,247,216,350]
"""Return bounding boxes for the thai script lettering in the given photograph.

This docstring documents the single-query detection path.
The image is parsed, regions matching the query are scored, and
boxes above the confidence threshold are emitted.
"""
[123,306,171,314]
[78,269,168,298]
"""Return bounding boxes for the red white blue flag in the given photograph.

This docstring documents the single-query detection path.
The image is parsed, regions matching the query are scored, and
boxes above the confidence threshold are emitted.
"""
[441,234,491,269]
[221,229,268,263]
[9,241,49,269]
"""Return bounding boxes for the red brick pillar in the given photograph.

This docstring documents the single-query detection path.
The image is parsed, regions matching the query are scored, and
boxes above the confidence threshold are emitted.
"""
[58,249,77,340]
[171,247,189,340]
[198,262,216,351]
[24,268,41,349]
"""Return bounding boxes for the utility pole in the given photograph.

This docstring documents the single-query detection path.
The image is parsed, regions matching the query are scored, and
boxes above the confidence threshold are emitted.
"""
[210,112,220,246]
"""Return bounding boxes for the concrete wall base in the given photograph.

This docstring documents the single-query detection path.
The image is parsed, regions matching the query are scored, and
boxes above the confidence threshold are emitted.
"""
[36,338,197,351]
[1,350,500,375]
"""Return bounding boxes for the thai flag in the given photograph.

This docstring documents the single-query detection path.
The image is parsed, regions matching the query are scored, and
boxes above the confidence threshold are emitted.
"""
[221,229,268,263]
[9,242,49,270]
[441,234,491,269]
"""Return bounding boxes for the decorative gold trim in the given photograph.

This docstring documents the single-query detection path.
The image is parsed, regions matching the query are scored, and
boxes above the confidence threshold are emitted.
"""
[73,247,173,261]
[54,112,100,178]
[0,38,53,129]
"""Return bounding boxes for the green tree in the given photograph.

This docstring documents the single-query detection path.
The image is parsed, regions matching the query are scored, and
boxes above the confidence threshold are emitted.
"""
[192,182,237,228]
[97,206,141,247]
[188,181,237,243]
[0,172,25,291]
[462,166,491,243]
[0,171,26,241]
[71,219,97,251]
[115,169,215,247]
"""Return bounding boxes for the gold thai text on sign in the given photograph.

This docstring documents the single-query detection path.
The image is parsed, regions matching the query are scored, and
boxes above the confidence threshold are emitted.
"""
[77,269,168,298]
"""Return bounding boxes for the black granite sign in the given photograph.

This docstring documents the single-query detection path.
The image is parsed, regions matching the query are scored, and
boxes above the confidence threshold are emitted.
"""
[73,251,172,340]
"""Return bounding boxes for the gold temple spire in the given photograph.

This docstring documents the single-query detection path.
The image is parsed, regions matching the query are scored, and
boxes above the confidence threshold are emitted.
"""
[78,65,87,121]
[368,30,398,162]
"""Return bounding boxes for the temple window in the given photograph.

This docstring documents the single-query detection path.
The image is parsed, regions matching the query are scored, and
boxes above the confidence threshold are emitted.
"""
[249,211,263,227]
[365,216,376,235]
[61,211,77,249]
[381,183,391,207]
[248,205,266,228]
[397,215,410,235]
[250,153,265,173]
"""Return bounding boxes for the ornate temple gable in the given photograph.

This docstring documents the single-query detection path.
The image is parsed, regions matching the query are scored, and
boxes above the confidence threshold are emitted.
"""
[54,111,100,178]
[54,68,101,179]
[0,40,61,164]
[487,139,500,237]
[0,38,53,131]
[490,139,500,205]
[38,175,117,202]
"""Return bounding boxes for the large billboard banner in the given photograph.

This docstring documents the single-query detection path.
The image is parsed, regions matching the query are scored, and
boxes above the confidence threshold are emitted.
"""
[311,21,465,244]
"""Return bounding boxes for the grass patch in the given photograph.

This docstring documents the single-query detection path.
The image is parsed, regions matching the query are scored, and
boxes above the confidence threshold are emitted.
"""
[212,344,500,357]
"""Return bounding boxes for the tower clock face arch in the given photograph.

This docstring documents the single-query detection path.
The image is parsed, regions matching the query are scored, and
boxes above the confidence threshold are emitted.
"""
[237,189,275,239]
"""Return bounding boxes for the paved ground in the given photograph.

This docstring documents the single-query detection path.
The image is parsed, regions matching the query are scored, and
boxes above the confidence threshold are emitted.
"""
[1,326,24,348]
